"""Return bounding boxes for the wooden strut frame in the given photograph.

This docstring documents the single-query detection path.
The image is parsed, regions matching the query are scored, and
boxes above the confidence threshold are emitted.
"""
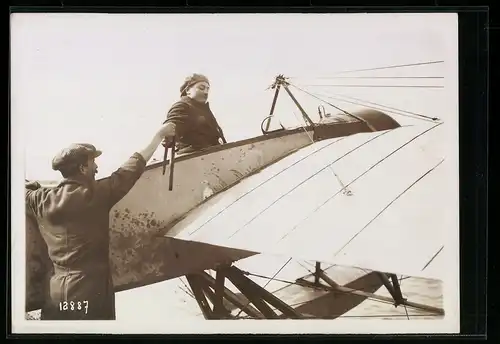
[183,263,444,320]
[185,265,303,320]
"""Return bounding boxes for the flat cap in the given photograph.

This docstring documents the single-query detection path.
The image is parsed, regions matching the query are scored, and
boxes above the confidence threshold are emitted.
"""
[180,73,210,96]
[51,143,102,171]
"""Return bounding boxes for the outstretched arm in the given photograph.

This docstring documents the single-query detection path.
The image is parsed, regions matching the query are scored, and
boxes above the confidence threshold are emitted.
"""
[139,125,174,162]
[105,123,176,206]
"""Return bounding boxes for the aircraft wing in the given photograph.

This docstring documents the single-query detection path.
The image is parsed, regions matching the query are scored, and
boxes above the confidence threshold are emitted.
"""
[165,121,454,281]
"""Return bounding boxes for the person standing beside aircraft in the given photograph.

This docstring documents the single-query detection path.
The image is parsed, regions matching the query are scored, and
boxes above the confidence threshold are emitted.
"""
[163,73,227,154]
[25,122,176,320]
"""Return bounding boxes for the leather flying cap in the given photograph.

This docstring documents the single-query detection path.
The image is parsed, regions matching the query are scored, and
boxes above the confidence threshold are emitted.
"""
[180,73,210,96]
[51,143,102,171]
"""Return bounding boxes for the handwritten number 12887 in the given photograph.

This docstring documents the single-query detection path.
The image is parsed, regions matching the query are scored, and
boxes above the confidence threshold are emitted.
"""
[59,301,89,314]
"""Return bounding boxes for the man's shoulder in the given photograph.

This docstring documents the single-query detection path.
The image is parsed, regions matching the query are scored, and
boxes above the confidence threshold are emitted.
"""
[169,97,193,111]
[26,182,93,216]
[26,184,60,197]
[48,183,89,199]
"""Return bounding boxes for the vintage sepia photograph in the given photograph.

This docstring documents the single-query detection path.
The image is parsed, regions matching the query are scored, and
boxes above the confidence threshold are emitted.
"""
[11,12,460,334]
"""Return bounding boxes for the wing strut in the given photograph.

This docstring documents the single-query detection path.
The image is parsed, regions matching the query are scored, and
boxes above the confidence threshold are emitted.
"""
[263,81,282,132]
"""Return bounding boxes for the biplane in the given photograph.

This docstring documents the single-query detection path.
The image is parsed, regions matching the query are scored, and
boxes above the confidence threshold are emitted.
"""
[26,60,451,320]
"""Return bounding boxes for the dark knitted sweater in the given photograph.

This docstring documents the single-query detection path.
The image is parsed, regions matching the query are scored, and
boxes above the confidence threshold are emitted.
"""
[164,96,226,152]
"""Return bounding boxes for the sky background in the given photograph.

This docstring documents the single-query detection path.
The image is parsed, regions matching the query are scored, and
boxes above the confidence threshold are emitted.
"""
[11,13,457,181]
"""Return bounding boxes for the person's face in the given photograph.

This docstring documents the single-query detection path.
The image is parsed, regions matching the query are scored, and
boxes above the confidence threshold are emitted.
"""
[186,81,210,103]
[80,157,98,180]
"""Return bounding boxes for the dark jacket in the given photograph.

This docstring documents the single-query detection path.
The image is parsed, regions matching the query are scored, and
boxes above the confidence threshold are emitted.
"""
[164,96,226,153]
[25,152,147,320]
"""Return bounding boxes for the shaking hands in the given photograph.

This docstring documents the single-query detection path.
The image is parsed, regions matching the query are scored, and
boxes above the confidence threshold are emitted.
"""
[158,122,177,148]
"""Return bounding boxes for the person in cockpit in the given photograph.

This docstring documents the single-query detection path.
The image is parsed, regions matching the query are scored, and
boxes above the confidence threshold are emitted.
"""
[163,73,227,154]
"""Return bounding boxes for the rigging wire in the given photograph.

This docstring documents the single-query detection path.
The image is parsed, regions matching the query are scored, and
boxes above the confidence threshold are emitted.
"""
[421,245,444,272]
[332,158,445,259]
[289,83,440,123]
[225,129,394,241]
[179,276,195,298]
[234,257,293,317]
[290,110,353,195]
[286,60,445,80]
[325,92,439,122]
[290,84,440,122]
[178,285,195,299]
[239,313,440,319]
[318,60,445,76]
[290,76,444,79]
[404,303,411,320]
[397,274,410,319]
[323,94,436,123]
[278,121,443,242]
[186,136,347,237]
[301,84,444,89]
[286,83,370,126]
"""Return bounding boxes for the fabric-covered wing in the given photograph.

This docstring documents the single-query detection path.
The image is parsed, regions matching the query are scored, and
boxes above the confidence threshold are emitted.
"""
[165,122,453,281]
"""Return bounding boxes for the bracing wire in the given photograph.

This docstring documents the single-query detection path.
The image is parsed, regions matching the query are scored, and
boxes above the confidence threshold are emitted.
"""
[289,83,440,123]
[225,129,394,241]
[301,60,445,76]
[292,76,444,79]
[421,246,444,272]
[234,257,293,317]
[278,122,443,242]
[186,136,347,237]
[331,159,445,258]
[289,110,353,194]
[325,92,439,122]
[300,84,444,89]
